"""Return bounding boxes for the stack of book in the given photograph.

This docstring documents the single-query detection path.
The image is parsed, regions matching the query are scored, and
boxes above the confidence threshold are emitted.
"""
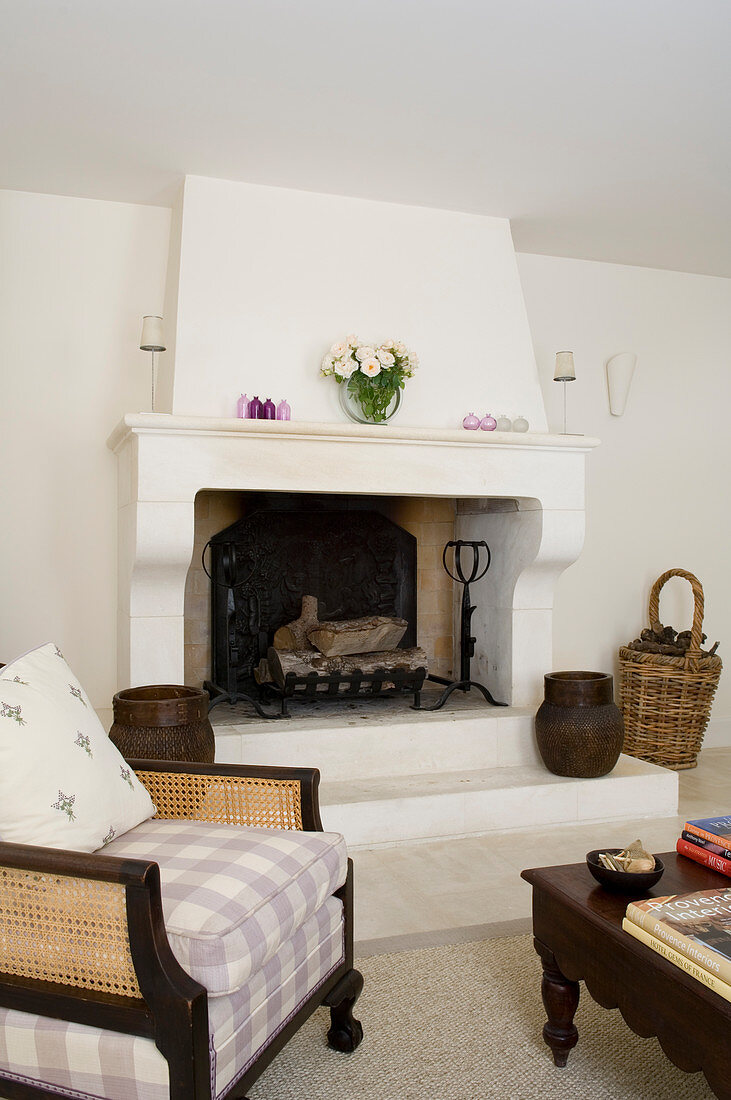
[623,888,731,1001]
[677,815,731,876]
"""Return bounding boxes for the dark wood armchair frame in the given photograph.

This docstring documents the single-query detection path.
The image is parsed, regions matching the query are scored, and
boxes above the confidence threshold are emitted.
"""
[0,760,363,1100]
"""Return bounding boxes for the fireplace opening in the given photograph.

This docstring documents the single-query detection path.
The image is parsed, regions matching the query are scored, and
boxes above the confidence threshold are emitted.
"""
[206,495,418,705]
[184,491,457,708]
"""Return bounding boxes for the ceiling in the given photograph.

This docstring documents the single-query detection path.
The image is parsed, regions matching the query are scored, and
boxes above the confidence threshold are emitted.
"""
[2,0,730,276]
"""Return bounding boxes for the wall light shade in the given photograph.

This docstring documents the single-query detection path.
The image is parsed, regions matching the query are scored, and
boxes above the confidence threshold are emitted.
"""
[554,351,576,381]
[553,351,576,433]
[139,315,165,412]
[606,352,637,416]
[140,315,165,351]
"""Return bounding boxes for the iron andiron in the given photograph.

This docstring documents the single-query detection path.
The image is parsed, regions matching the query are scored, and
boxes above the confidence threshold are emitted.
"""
[413,539,507,712]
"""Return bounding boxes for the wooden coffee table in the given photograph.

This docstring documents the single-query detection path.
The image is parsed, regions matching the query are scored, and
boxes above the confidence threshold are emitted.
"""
[522,853,731,1100]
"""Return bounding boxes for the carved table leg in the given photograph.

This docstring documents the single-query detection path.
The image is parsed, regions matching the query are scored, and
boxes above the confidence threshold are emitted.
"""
[535,938,579,1067]
[324,967,364,1052]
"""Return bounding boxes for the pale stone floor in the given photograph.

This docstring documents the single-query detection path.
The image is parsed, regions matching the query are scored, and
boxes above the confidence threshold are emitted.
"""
[353,746,731,953]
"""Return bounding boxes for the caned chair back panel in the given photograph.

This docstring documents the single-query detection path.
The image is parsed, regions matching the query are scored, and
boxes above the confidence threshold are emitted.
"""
[135,770,304,830]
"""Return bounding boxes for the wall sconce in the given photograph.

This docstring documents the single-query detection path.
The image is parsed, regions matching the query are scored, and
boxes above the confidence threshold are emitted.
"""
[139,315,166,413]
[553,351,576,434]
[606,352,637,416]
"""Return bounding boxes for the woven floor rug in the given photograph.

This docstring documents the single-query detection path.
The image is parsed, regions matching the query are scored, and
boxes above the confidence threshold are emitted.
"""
[249,933,715,1100]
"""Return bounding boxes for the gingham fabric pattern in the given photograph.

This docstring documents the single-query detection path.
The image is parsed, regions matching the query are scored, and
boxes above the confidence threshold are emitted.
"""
[103,818,347,995]
[0,897,345,1100]
[210,896,344,1096]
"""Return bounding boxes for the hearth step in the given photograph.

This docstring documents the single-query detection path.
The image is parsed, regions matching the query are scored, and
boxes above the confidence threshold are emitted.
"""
[317,756,678,848]
[212,702,540,781]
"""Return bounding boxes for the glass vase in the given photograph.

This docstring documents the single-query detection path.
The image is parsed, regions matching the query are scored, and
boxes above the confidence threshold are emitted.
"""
[339,379,402,425]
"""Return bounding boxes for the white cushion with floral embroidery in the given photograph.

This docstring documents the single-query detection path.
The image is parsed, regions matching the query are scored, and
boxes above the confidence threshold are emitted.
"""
[0,643,155,852]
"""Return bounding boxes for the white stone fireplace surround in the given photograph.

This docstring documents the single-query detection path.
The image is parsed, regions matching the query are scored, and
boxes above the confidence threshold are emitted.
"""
[108,414,598,705]
[108,415,679,846]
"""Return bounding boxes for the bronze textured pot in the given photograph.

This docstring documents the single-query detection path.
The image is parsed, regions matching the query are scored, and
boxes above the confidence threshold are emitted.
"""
[535,672,624,778]
[110,685,214,763]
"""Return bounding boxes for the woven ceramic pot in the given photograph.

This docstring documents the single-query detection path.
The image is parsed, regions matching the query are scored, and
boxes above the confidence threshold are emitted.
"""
[535,672,624,778]
[110,685,214,763]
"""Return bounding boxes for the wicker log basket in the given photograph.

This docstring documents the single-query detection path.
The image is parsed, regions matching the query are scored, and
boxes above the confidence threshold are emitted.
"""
[619,569,722,770]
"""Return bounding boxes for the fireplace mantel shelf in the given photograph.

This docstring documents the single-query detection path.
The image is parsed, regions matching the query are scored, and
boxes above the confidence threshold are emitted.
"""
[107,413,599,455]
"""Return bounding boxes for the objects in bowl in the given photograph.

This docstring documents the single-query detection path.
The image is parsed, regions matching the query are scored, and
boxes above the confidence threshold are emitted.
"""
[586,849,665,894]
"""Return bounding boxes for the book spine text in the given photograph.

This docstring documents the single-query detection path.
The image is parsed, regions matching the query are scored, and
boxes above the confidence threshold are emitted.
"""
[622,918,731,1003]
[677,837,731,877]
[681,830,731,861]
[685,822,731,849]
[625,902,731,985]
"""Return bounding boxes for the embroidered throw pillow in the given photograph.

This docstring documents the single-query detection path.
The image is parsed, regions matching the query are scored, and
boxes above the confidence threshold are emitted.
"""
[0,643,155,852]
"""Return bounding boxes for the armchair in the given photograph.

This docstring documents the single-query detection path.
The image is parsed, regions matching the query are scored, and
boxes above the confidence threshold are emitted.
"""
[0,759,363,1100]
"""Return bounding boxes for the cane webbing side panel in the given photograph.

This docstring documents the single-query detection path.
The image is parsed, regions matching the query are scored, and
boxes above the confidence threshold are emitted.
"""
[0,865,142,997]
[136,770,304,831]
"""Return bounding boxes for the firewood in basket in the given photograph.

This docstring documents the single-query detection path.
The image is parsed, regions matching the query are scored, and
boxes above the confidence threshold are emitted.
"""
[627,620,718,658]
[307,616,408,657]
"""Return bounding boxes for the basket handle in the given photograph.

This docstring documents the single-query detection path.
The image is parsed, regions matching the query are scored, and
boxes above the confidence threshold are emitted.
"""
[648,568,705,659]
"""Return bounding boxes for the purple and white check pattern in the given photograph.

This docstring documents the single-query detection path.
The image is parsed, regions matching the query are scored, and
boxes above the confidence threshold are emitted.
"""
[103,818,347,995]
[0,897,345,1100]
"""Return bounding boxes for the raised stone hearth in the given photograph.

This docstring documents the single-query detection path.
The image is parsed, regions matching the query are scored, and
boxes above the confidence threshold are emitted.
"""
[210,686,677,847]
[108,414,678,844]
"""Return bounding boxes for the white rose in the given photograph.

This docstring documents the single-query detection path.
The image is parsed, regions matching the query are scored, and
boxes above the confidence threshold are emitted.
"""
[334,356,358,378]
[395,342,407,356]
[331,341,348,358]
[359,357,381,378]
[382,338,395,349]
[321,354,335,376]
[345,333,359,347]
[355,345,376,361]
[377,349,395,367]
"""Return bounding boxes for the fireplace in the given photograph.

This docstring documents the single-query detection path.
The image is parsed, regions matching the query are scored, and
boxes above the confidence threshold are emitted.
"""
[184,490,459,695]
[108,415,598,710]
[203,494,418,706]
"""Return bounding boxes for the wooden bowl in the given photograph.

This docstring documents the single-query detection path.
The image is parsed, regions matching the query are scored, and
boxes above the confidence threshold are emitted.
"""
[586,849,665,894]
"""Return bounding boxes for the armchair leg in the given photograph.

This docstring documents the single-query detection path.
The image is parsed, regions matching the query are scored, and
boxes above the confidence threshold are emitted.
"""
[324,967,364,1052]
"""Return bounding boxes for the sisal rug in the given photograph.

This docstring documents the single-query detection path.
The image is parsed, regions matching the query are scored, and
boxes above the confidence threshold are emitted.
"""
[249,934,715,1100]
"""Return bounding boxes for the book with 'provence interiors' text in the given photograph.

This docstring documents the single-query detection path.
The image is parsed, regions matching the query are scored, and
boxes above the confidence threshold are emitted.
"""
[625,887,731,986]
[621,918,731,1003]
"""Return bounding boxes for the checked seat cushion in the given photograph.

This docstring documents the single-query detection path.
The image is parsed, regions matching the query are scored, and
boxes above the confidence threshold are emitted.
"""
[103,817,348,995]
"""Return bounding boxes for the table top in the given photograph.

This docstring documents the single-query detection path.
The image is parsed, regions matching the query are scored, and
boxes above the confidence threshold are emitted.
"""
[521,850,731,940]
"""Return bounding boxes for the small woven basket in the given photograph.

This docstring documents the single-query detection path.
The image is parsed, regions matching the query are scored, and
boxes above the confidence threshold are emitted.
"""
[619,569,722,770]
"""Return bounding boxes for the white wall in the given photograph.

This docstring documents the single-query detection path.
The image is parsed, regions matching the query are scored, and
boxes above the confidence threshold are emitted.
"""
[517,253,731,745]
[169,176,547,430]
[0,190,170,721]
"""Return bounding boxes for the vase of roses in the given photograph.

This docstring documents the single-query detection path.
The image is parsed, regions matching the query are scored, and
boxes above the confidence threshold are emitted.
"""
[321,336,418,424]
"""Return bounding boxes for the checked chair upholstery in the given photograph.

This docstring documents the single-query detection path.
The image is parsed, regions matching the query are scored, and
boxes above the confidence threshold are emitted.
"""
[0,760,363,1100]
